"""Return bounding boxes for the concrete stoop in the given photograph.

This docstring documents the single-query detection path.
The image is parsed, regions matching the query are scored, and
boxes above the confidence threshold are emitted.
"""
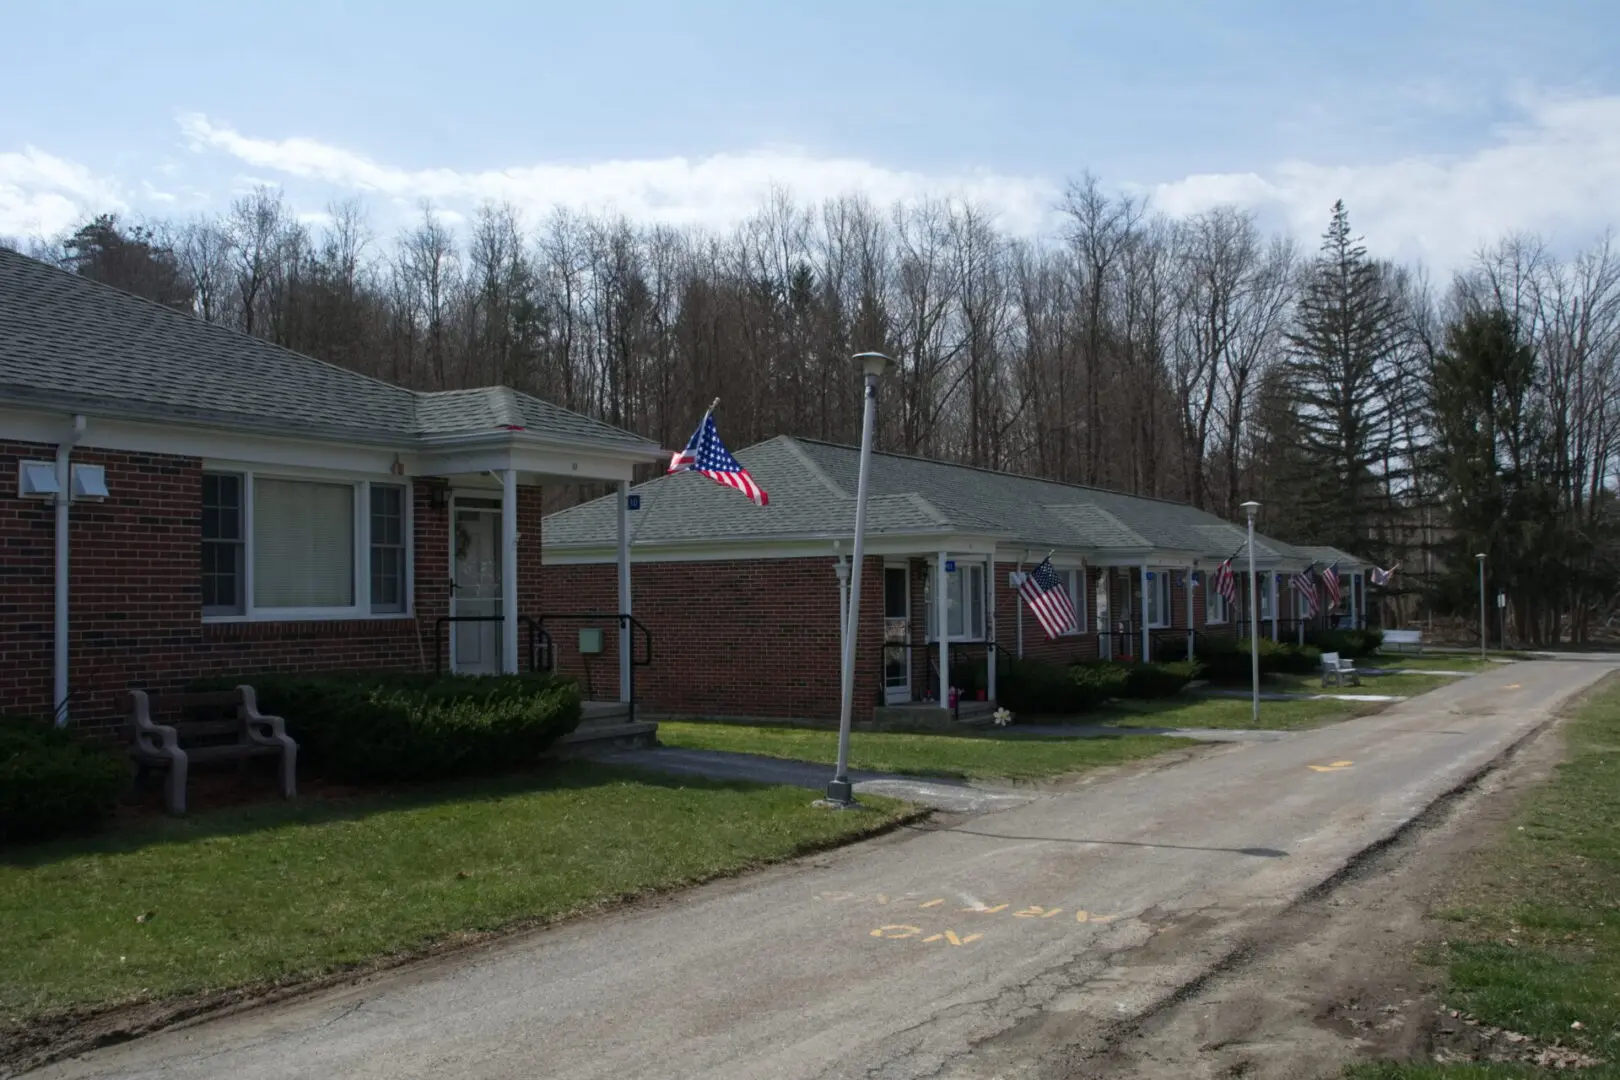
[870,699,997,730]
[552,701,659,759]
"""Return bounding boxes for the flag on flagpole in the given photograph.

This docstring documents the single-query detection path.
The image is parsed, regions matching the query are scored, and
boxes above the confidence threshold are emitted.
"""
[1322,562,1342,608]
[1018,557,1078,639]
[1212,558,1238,610]
[668,411,768,506]
[1291,565,1320,617]
[1369,564,1399,587]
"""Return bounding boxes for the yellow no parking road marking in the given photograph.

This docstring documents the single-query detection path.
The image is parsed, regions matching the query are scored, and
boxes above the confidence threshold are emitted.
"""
[1307,760,1354,772]
[1505,683,1522,690]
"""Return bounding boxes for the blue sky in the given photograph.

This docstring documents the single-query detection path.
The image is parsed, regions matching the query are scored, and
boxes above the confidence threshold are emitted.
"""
[2,0,1616,270]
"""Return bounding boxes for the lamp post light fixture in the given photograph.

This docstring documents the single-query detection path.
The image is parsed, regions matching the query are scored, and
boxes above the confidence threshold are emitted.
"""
[1476,552,1488,660]
[824,351,898,807]
[1240,501,1261,726]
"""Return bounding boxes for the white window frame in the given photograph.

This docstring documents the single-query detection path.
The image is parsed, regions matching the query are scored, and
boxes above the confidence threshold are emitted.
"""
[924,559,988,643]
[1146,569,1172,628]
[201,466,414,623]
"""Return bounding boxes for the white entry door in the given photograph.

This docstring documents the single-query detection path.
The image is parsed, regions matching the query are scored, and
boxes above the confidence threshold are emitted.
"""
[451,497,502,675]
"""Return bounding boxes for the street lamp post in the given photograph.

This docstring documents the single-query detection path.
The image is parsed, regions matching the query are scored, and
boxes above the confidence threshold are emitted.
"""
[1476,553,1487,660]
[1240,501,1261,726]
[824,352,897,807]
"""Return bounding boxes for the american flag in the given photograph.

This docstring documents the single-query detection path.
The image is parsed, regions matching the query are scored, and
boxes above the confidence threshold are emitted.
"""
[1369,565,1398,587]
[1291,566,1320,617]
[1321,562,1342,608]
[1211,558,1238,609]
[668,412,768,506]
[1018,557,1078,639]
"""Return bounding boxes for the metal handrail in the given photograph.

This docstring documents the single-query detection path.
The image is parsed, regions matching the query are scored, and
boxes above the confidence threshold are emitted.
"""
[432,615,546,677]
[534,612,653,724]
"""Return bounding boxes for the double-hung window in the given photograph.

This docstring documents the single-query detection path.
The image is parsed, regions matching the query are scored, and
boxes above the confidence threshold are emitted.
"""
[924,561,986,641]
[201,470,410,619]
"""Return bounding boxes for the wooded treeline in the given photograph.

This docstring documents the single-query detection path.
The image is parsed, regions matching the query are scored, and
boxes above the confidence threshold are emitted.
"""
[11,181,1620,643]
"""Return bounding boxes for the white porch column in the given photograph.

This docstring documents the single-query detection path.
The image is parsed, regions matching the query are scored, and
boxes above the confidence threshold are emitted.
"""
[937,551,950,706]
[1100,567,1112,660]
[1139,559,1151,662]
[1186,563,1196,661]
[501,468,520,675]
[985,557,997,703]
[617,480,632,703]
[1350,571,1360,629]
[1014,559,1025,660]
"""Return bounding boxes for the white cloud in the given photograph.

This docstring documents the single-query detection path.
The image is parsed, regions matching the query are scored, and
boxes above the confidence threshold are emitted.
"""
[0,147,126,239]
[176,112,1061,236]
[1151,88,1620,272]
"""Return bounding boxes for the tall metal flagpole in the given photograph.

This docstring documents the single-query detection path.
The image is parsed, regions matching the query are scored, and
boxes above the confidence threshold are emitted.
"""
[825,352,897,807]
[1241,502,1261,726]
[1476,553,1487,660]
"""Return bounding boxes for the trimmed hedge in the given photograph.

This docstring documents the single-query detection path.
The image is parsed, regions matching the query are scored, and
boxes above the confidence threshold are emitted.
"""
[1196,636,1322,680]
[1,717,128,844]
[1072,659,1202,700]
[1307,628,1384,659]
[998,658,1108,715]
[999,657,1202,715]
[192,673,583,784]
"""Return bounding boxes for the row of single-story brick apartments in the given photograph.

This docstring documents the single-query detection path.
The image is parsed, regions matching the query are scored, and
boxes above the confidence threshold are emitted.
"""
[0,246,1367,731]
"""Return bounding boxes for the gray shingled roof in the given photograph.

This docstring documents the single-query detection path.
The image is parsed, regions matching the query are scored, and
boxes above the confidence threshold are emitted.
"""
[0,248,659,454]
[545,435,1312,563]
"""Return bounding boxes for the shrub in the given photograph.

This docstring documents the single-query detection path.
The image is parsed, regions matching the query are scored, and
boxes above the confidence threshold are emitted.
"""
[1072,659,1202,700]
[192,673,583,784]
[1308,628,1384,658]
[1070,661,1133,700]
[1196,636,1321,679]
[0,717,128,844]
[998,658,1108,715]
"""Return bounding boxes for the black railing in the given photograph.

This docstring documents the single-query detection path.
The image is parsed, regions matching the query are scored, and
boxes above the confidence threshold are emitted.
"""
[535,612,653,724]
[433,615,548,677]
[919,640,997,718]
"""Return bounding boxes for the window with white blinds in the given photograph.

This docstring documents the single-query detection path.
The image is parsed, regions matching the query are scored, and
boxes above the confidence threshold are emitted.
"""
[253,479,355,608]
[201,471,410,619]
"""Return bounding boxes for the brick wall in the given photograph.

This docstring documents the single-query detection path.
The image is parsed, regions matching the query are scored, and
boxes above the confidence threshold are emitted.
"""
[539,554,882,722]
[0,440,546,734]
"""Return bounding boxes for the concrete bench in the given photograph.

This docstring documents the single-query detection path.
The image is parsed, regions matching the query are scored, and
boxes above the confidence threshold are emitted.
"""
[128,686,297,815]
[1382,629,1423,654]
[1320,651,1361,688]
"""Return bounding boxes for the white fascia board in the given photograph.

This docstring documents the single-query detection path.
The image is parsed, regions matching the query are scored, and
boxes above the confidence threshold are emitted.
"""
[1,406,648,482]
[1,407,409,475]
[417,441,639,483]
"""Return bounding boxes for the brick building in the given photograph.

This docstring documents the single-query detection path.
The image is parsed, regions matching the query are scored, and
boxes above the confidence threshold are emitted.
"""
[542,437,1368,725]
[0,248,663,730]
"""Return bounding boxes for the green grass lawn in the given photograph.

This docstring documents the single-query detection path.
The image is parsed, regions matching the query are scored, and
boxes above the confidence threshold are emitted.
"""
[656,722,1192,782]
[0,764,913,1023]
[1345,675,1620,1078]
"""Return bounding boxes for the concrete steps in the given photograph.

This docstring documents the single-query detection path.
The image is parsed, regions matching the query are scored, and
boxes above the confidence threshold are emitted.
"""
[552,700,659,759]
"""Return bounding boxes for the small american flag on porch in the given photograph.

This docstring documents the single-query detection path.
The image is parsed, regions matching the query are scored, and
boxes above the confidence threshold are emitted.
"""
[1018,557,1077,639]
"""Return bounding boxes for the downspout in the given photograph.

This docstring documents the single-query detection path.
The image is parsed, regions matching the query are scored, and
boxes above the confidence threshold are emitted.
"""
[54,414,86,726]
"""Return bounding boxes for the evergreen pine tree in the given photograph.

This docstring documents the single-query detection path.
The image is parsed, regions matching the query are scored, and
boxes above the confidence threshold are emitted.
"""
[1285,201,1404,556]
